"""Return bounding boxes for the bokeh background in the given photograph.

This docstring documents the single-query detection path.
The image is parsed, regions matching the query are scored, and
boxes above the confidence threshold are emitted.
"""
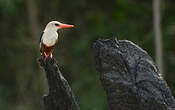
[0,0,175,110]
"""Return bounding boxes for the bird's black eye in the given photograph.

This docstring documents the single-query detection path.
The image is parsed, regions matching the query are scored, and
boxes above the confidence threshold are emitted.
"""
[55,23,59,26]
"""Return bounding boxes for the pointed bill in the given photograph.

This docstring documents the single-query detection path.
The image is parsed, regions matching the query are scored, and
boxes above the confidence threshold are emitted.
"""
[59,24,74,28]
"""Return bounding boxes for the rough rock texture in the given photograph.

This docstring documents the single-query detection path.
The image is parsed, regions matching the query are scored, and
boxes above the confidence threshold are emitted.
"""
[93,37,175,110]
[38,57,80,110]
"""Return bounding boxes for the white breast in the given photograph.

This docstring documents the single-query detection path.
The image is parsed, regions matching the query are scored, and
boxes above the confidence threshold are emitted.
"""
[43,31,58,47]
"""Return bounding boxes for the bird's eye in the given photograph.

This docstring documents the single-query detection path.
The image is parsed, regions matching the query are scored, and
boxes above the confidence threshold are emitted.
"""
[55,23,59,26]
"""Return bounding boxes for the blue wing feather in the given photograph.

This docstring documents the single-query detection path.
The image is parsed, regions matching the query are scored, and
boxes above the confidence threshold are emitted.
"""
[40,32,44,48]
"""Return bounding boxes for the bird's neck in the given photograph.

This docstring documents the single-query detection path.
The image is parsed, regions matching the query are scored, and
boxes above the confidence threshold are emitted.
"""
[43,29,58,37]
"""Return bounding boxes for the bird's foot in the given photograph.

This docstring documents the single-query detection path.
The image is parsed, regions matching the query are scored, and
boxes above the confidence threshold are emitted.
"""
[50,53,53,59]
[44,52,48,58]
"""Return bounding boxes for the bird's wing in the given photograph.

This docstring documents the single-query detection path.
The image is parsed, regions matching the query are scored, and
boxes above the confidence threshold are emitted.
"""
[40,32,44,49]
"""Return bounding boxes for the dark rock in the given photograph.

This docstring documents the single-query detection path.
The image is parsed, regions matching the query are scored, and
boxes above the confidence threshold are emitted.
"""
[93,37,175,110]
[38,57,80,110]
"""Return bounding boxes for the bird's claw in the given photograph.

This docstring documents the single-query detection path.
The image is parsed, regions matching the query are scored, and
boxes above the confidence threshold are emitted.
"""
[44,52,48,58]
[50,53,53,59]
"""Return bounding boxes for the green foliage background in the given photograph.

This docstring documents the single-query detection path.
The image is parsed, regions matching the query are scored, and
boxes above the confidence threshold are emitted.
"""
[0,0,175,110]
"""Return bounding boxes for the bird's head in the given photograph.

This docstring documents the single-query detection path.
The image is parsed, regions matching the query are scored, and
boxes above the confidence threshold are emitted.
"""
[44,21,74,32]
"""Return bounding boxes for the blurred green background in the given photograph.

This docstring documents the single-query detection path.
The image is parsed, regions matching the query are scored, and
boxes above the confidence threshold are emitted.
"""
[0,0,175,110]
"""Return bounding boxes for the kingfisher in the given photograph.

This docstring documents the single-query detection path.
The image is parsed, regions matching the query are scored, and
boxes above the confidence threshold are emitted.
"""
[40,21,74,58]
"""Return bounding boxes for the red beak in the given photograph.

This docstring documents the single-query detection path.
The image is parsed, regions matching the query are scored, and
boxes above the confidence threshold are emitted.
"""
[59,24,74,28]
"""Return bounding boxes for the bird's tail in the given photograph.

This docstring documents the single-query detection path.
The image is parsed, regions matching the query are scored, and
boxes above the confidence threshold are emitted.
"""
[40,49,43,55]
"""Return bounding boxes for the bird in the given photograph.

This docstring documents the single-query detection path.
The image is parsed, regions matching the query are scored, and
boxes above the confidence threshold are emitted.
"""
[40,21,74,58]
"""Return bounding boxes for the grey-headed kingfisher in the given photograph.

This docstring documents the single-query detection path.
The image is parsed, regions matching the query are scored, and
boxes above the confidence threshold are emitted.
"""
[40,21,74,58]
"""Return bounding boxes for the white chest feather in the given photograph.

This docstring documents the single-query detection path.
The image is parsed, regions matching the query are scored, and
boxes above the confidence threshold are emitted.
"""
[43,31,58,47]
